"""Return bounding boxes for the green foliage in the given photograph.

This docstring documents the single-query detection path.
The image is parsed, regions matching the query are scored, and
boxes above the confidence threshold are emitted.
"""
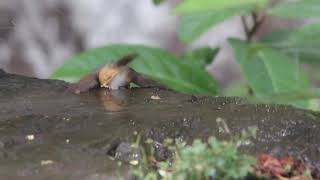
[131,128,257,180]
[268,0,320,19]
[52,45,219,96]
[182,47,219,68]
[263,24,320,64]
[176,0,268,42]
[223,81,250,97]
[175,0,267,14]
[152,0,165,5]
[229,39,315,108]
[230,39,310,95]
[177,8,246,42]
[170,138,255,179]
[52,0,320,111]
[176,0,266,42]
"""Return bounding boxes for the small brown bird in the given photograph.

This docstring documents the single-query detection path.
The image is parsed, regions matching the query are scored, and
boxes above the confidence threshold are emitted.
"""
[98,54,137,90]
[69,54,158,94]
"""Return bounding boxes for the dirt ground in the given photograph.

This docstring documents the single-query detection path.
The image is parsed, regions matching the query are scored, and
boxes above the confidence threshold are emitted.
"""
[0,71,319,179]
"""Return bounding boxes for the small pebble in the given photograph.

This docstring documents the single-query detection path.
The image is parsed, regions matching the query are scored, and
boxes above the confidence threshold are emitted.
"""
[151,95,160,100]
[41,160,54,166]
[129,160,139,166]
[26,134,35,141]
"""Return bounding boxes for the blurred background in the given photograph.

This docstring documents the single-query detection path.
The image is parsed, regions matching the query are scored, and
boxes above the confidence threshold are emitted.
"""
[0,0,302,87]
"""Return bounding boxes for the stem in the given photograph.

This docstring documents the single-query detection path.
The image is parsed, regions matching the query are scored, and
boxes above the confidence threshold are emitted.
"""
[241,11,266,96]
[241,16,250,39]
[241,12,266,42]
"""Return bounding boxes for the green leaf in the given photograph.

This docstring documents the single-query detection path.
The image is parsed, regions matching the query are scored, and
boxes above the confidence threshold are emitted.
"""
[229,39,313,108]
[51,45,219,96]
[256,89,320,102]
[263,24,320,64]
[223,81,249,97]
[178,8,244,42]
[268,0,320,19]
[152,0,164,5]
[248,89,320,111]
[175,0,267,14]
[182,47,219,68]
[176,0,265,42]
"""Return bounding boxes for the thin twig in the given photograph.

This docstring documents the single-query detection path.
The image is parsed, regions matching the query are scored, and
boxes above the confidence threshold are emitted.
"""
[248,12,266,42]
[241,16,250,40]
[241,11,266,42]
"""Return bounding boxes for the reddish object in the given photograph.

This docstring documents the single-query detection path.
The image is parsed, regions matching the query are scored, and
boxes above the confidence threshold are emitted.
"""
[254,154,315,179]
[257,154,285,176]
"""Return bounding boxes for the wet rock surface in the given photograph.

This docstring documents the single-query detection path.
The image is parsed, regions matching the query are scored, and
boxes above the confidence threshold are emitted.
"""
[0,72,320,179]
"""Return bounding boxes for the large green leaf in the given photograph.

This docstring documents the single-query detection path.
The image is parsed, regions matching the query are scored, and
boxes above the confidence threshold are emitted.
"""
[52,45,219,96]
[178,8,245,42]
[182,47,219,68]
[263,24,320,64]
[256,89,320,103]
[176,0,267,42]
[229,39,314,108]
[268,0,320,19]
[223,81,250,97]
[175,0,267,14]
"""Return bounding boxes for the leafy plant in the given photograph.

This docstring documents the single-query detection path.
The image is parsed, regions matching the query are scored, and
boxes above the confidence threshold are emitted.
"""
[52,0,320,110]
[268,0,320,19]
[263,24,320,64]
[52,45,219,96]
[175,0,267,42]
[175,0,320,110]
[129,128,257,180]
[167,138,255,180]
[229,39,311,108]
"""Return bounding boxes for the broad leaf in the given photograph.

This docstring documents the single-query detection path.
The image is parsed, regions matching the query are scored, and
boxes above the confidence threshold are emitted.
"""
[178,8,244,42]
[263,24,320,64]
[257,89,320,103]
[268,0,320,19]
[52,45,219,96]
[182,47,219,68]
[229,39,314,108]
[223,81,250,97]
[249,89,320,111]
[177,0,267,42]
[175,0,267,14]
